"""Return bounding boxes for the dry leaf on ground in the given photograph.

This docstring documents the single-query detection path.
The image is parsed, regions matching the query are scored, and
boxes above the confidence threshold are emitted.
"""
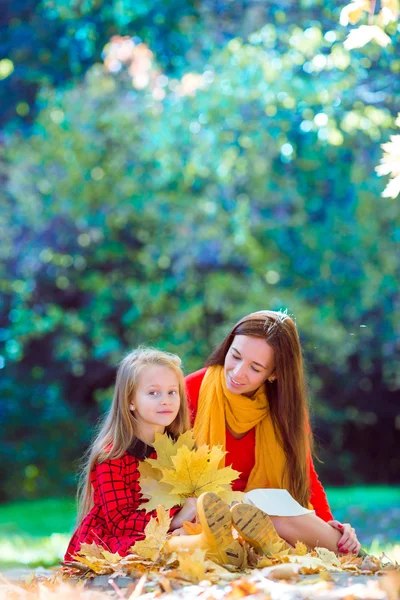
[177,548,208,583]
[132,505,172,561]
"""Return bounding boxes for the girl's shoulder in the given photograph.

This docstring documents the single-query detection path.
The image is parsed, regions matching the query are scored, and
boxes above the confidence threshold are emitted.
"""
[94,442,156,471]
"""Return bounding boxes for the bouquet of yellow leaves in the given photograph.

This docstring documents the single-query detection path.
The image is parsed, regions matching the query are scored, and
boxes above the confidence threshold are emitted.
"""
[138,431,244,511]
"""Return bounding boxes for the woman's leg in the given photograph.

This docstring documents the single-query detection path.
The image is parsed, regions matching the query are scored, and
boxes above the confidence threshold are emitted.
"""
[270,514,341,552]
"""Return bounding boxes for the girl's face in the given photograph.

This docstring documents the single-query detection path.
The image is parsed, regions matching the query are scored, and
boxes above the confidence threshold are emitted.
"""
[224,335,276,396]
[131,365,181,442]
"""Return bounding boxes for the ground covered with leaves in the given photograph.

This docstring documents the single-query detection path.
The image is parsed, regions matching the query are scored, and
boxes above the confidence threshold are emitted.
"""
[2,546,400,600]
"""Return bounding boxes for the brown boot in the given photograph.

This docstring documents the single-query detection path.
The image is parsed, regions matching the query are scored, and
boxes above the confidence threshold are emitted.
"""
[231,503,290,556]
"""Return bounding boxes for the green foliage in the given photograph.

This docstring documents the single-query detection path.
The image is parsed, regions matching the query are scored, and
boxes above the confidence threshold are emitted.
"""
[1,1,400,499]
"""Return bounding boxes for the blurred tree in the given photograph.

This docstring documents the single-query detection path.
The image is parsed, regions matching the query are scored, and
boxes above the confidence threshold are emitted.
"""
[1,2,400,499]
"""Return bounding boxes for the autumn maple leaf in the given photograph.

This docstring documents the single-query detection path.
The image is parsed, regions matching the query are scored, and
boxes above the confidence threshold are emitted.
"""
[161,444,243,502]
[139,432,243,510]
[132,505,172,561]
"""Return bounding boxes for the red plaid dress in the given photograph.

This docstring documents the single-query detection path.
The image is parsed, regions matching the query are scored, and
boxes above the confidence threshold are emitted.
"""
[65,441,179,561]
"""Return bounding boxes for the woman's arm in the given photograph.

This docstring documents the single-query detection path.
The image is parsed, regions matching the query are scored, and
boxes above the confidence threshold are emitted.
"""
[308,455,334,521]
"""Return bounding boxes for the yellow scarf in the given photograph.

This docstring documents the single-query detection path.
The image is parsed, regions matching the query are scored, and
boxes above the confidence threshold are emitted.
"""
[193,365,287,492]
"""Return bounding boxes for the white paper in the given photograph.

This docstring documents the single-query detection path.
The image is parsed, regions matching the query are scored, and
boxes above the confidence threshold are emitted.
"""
[244,488,314,517]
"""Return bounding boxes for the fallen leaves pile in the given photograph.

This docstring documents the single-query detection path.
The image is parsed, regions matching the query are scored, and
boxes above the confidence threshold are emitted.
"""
[2,553,400,600]
[50,508,399,600]
[138,432,243,511]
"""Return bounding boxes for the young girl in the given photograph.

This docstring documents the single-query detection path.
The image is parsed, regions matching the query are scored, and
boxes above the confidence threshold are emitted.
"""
[64,347,197,561]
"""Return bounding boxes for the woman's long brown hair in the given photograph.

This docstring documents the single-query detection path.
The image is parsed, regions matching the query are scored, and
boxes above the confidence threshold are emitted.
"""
[206,310,313,508]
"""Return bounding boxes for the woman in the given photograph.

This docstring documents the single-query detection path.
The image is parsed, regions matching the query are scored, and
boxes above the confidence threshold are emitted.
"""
[184,310,360,555]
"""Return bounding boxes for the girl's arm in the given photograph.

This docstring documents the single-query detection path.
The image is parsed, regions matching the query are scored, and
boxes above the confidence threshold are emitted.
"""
[308,455,334,521]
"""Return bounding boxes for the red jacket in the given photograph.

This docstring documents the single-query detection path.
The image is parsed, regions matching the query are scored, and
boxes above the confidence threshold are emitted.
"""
[65,442,179,561]
[185,368,333,522]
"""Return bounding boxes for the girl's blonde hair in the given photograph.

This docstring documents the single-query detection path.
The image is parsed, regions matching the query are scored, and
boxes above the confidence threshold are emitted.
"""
[77,347,190,523]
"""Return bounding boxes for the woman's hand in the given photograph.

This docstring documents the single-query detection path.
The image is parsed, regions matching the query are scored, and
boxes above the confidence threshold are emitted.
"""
[328,520,360,555]
[170,497,197,531]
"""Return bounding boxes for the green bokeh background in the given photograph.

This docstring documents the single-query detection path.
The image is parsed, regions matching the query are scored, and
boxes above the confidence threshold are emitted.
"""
[0,0,399,563]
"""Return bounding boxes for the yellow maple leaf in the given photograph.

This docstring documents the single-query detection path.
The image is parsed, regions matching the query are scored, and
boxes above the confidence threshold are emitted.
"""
[132,506,172,561]
[315,547,342,569]
[101,550,123,564]
[294,541,308,556]
[177,548,208,583]
[139,476,182,511]
[75,542,104,558]
[150,430,195,470]
[139,459,162,481]
[161,444,241,499]
[182,521,203,535]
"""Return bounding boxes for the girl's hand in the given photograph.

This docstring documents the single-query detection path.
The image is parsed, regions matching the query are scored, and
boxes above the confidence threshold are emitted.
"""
[328,520,360,555]
[170,497,197,530]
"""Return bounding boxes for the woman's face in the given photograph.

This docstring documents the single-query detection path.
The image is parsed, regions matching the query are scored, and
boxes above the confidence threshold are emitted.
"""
[224,335,276,396]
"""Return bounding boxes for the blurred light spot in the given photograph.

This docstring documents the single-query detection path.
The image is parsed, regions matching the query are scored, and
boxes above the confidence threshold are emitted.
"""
[78,233,91,247]
[238,135,252,148]
[327,129,344,146]
[40,248,53,263]
[317,128,329,141]
[16,102,30,116]
[0,58,14,79]
[0,356,4,369]
[72,363,85,376]
[152,87,165,101]
[9,309,21,323]
[324,31,337,43]
[91,166,104,180]
[312,54,327,70]
[303,62,313,73]
[202,201,216,215]
[74,256,87,270]
[360,324,367,327]
[60,255,73,267]
[282,96,295,109]
[50,109,64,124]
[5,339,21,356]
[11,280,26,293]
[203,70,214,84]
[360,117,371,130]
[265,270,280,284]
[157,74,169,87]
[314,112,328,127]
[36,179,52,194]
[157,256,171,269]
[265,105,277,116]
[189,121,201,134]
[300,120,313,132]
[56,276,69,289]
[25,465,39,478]
[281,143,293,157]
